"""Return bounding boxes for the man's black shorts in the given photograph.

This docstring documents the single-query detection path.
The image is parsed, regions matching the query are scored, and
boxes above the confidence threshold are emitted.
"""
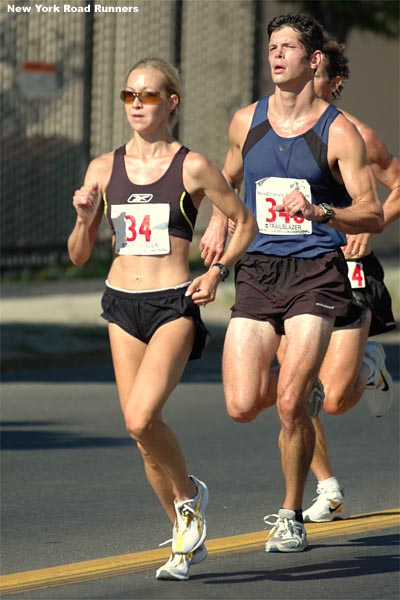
[232,251,360,335]
[101,283,209,360]
[347,252,396,337]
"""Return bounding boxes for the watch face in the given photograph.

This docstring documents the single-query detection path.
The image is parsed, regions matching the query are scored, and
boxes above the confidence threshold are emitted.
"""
[323,203,332,214]
[321,204,332,222]
[213,263,229,280]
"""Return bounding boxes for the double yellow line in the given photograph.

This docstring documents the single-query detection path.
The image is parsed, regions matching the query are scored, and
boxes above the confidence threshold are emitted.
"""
[1,509,398,595]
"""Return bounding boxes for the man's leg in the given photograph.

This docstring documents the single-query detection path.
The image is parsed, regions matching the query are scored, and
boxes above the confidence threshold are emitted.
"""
[304,315,370,522]
[263,313,334,552]
[277,313,334,510]
[307,319,370,521]
[222,317,281,423]
[319,312,371,415]
[304,308,395,522]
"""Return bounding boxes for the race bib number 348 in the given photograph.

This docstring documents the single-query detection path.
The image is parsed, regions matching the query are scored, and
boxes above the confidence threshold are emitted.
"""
[111,203,170,255]
[255,176,312,235]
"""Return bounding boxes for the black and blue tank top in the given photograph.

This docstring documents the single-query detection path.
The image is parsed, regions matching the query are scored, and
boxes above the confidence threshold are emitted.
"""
[243,97,351,258]
[103,145,197,256]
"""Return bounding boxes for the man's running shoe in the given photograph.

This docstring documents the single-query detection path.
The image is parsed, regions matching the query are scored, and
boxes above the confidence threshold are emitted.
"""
[264,509,308,552]
[156,544,207,581]
[308,378,324,418]
[363,341,394,417]
[303,483,349,522]
[172,475,208,554]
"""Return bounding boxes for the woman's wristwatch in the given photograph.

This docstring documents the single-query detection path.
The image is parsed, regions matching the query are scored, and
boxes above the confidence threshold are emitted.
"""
[211,263,230,281]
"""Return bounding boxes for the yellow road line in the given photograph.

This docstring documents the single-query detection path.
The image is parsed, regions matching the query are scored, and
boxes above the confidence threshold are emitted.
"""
[1,509,398,595]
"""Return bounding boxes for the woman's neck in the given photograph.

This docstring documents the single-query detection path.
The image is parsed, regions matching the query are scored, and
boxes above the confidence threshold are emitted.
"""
[126,133,178,159]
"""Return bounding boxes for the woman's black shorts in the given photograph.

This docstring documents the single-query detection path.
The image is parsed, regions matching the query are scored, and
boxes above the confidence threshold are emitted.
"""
[101,284,209,360]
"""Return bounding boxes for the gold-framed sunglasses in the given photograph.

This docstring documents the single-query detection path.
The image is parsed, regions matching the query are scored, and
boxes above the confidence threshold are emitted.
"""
[120,90,161,105]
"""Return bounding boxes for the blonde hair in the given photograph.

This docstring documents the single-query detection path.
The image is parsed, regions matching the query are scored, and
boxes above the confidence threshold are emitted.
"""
[127,58,181,124]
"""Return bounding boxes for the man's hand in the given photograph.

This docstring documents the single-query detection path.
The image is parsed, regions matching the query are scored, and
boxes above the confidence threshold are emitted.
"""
[341,232,372,259]
[199,214,228,266]
[274,189,318,221]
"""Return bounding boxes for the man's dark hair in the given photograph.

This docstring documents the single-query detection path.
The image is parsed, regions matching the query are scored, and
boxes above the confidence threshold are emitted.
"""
[267,13,324,57]
[322,40,350,100]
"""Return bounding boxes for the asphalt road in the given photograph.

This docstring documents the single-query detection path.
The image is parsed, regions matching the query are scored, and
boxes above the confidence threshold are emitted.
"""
[1,346,399,600]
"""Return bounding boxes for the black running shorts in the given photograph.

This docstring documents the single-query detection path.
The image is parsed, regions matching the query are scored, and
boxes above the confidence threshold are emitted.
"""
[101,284,209,360]
[232,251,360,335]
[346,252,396,337]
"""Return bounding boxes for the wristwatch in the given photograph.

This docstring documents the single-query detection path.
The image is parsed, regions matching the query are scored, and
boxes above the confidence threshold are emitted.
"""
[319,203,334,224]
[211,263,230,281]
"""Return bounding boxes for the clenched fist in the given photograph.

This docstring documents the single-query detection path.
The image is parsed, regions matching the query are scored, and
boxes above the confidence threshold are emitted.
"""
[72,183,100,225]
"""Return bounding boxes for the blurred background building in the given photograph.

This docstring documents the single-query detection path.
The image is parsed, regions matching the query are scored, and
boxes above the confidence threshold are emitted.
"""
[1,0,399,274]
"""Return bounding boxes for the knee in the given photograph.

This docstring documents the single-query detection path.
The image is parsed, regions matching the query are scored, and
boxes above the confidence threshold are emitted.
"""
[229,387,277,422]
[224,390,256,421]
[277,390,305,430]
[125,414,153,443]
[322,387,347,415]
[227,404,258,423]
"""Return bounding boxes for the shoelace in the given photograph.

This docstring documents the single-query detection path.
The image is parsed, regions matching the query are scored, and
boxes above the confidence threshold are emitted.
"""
[263,514,293,537]
[263,513,279,527]
[158,502,198,548]
[179,503,196,518]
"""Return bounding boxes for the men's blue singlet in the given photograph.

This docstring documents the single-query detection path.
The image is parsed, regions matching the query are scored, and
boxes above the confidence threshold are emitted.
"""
[243,97,351,258]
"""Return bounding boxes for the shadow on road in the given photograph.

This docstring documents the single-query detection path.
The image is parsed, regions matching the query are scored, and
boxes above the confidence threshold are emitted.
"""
[193,533,399,585]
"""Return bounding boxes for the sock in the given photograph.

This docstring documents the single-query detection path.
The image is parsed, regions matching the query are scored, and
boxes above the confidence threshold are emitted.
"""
[319,476,341,493]
[295,510,304,523]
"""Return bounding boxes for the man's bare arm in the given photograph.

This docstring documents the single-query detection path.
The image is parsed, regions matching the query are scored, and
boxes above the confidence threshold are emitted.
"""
[199,107,252,266]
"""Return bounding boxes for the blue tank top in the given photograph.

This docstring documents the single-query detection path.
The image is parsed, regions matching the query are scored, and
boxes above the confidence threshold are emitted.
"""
[243,97,351,258]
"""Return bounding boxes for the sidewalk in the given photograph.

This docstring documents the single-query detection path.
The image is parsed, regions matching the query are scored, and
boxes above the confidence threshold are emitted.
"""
[1,261,399,372]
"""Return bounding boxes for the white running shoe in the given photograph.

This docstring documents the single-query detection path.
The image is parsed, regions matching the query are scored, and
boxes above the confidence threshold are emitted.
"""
[363,342,394,417]
[308,378,325,418]
[264,509,308,552]
[172,475,209,554]
[303,484,349,522]
[155,544,207,581]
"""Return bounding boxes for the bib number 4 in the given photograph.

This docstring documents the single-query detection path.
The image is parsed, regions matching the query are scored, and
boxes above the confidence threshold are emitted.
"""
[347,260,366,288]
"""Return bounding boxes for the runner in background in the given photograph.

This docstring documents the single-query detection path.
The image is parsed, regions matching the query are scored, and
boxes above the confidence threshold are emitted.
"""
[299,40,398,522]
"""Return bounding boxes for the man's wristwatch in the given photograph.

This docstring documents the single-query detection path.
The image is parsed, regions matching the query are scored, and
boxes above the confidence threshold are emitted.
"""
[319,203,334,224]
[211,263,230,281]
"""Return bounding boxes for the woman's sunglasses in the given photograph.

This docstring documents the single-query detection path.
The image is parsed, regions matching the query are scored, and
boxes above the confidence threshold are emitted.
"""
[120,90,161,105]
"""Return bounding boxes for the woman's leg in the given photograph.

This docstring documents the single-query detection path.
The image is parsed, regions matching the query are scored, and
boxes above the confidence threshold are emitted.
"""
[108,317,196,521]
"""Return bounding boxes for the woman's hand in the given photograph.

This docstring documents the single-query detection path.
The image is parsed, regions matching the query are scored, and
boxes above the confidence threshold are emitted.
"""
[72,183,100,226]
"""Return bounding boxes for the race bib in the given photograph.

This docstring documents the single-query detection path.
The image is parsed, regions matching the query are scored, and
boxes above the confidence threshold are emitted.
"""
[255,177,312,235]
[347,260,366,289]
[111,203,170,255]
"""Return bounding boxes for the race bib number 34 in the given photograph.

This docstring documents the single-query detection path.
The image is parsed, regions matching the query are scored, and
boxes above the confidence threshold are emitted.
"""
[255,176,312,235]
[111,203,170,255]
